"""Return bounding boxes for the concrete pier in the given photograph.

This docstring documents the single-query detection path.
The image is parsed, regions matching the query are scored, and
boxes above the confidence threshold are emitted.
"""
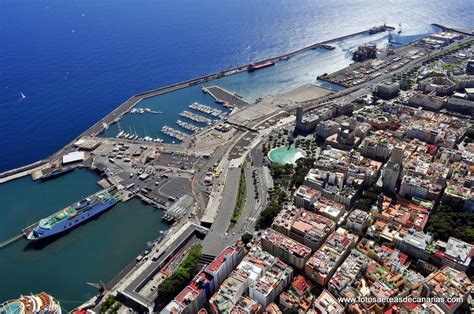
[21,222,39,238]
[0,220,40,249]
[203,86,250,107]
[0,234,23,249]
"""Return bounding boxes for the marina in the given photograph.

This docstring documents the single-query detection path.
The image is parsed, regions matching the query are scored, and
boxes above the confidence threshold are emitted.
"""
[160,126,188,141]
[189,102,224,117]
[176,120,201,133]
[179,110,214,124]
[129,108,162,114]
[115,130,163,143]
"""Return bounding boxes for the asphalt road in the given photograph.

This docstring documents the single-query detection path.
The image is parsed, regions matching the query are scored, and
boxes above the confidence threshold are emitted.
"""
[201,167,241,256]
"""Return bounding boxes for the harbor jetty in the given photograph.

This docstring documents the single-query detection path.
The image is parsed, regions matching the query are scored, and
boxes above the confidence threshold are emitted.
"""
[202,86,250,108]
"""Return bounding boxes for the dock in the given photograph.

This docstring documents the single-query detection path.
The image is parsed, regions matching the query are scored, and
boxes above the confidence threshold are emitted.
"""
[189,102,223,117]
[179,111,213,124]
[0,234,23,249]
[22,222,39,237]
[161,126,187,141]
[176,120,201,133]
[0,222,38,249]
[203,86,250,108]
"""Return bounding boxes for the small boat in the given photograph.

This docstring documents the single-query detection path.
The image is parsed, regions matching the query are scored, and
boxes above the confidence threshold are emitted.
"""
[20,92,26,99]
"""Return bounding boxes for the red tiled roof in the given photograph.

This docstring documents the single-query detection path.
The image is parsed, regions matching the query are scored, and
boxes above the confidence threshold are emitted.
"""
[206,247,236,272]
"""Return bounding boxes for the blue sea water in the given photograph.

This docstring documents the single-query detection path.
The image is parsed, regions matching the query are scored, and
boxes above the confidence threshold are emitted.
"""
[0,0,473,172]
[0,168,169,309]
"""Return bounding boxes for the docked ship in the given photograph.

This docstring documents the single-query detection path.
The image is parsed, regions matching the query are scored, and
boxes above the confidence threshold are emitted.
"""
[0,292,61,313]
[27,189,118,241]
[247,60,275,72]
[40,168,74,181]
[368,24,387,34]
[311,44,336,50]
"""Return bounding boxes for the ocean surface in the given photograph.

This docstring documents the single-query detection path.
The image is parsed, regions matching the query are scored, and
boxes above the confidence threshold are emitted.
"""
[0,168,168,310]
[1,0,473,171]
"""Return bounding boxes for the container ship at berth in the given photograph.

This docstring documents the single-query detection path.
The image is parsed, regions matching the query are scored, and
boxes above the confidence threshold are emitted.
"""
[247,60,275,72]
[27,189,118,240]
[0,292,62,313]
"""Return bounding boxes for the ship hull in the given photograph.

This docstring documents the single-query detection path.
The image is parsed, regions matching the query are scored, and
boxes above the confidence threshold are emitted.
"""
[247,61,275,72]
[40,168,74,181]
[28,198,117,240]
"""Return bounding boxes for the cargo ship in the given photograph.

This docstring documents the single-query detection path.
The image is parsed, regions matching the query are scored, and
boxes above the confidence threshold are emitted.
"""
[0,292,61,313]
[247,60,275,72]
[27,189,118,240]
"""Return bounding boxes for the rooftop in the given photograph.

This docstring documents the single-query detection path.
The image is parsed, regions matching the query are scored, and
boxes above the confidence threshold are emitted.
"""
[312,290,344,314]
[377,196,432,231]
[206,246,239,273]
[424,266,473,309]
[262,229,312,259]
[306,229,358,277]
[444,237,472,267]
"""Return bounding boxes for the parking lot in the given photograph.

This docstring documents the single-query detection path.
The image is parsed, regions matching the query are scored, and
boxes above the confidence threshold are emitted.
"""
[91,141,194,210]
[154,153,199,170]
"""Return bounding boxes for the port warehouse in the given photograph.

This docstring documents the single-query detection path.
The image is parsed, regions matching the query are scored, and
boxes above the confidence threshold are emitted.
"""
[117,223,207,311]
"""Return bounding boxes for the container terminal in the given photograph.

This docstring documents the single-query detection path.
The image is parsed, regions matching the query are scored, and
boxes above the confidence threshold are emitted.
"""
[0,24,471,313]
